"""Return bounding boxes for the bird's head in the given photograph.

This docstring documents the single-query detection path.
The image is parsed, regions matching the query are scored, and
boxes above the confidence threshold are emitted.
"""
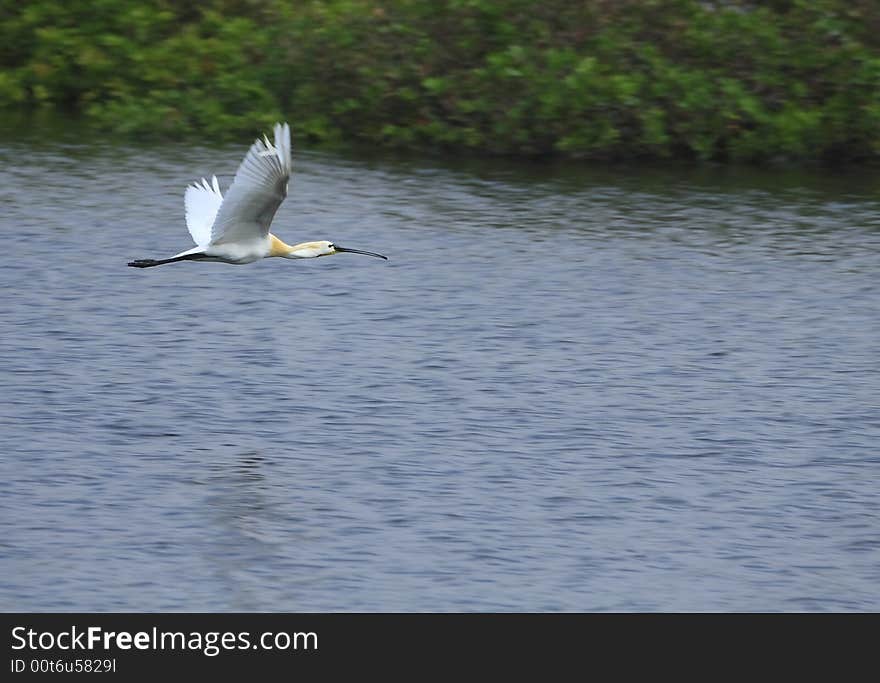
[319,240,388,260]
[278,239,388,260]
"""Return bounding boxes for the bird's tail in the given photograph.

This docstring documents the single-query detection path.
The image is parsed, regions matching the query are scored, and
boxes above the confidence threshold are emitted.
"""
[128,252,207,268]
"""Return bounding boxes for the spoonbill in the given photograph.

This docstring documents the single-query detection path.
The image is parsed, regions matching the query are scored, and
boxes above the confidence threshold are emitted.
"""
[128,122,387,268]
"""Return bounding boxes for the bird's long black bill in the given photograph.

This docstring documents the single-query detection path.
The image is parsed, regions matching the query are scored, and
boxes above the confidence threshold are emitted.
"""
[335,246,388,260]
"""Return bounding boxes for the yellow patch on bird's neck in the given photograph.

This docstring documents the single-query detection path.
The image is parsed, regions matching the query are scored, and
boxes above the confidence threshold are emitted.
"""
[269,234,293,257]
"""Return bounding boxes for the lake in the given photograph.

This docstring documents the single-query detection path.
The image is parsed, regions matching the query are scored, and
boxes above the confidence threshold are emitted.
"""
[1,129,878,611]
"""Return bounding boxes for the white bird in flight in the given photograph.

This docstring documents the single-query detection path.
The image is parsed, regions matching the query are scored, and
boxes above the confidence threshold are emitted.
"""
[128,122,387,268]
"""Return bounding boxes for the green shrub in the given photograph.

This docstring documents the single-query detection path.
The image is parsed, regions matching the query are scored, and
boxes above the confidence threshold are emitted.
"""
[2,0,880,161]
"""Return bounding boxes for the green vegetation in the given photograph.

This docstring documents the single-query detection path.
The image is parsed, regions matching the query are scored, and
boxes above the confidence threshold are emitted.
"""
[3,0,880,162]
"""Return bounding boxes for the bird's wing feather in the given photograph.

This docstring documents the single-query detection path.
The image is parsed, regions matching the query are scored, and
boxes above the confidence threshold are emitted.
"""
[210,122,291,245]
[183,175,223,246]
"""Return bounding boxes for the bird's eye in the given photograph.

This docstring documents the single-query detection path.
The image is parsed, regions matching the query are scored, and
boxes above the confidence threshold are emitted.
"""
[328,244,335,249]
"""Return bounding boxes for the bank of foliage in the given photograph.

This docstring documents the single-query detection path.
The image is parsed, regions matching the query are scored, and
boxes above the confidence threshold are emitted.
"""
[2,0,880,161]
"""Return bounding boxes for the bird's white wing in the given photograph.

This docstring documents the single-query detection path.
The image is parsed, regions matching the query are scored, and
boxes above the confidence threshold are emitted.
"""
[210,122,291,245]
[183,175,223,247]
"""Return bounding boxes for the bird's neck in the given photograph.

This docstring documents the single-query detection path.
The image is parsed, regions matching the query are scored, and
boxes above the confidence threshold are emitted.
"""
[269,234,295,257]
[269,234,322,259]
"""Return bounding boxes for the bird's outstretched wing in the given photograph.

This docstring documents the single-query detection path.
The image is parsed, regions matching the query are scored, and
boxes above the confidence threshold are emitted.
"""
[183,175,223,247]
[210,122,291,245]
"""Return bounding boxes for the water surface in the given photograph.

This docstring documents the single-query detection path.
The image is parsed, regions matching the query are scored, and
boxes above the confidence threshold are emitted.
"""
[1,132,878,611]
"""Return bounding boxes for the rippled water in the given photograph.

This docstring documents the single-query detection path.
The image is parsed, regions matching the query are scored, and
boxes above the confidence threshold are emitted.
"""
[1,130,878,611]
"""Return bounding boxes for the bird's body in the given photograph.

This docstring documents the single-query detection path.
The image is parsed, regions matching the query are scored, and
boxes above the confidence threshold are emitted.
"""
[128,122,386,268]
